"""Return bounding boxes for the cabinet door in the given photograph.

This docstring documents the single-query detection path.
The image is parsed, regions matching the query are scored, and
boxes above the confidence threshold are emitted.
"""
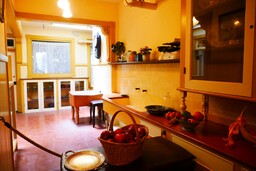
[171,135,234,171]
[59,80,71,108]
[24,81,40,112]
[74,80,87,91]
[42,80,57,110]
[181,0,255,97]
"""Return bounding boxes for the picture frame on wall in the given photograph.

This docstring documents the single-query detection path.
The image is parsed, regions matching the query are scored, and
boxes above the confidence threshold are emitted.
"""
[0,0,4,23]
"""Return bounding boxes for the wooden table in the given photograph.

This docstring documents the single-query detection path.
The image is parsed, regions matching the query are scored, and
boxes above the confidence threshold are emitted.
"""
[69,91,103,124]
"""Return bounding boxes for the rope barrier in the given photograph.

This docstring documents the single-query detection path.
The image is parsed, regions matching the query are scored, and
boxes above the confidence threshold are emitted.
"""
[0,116,62,158]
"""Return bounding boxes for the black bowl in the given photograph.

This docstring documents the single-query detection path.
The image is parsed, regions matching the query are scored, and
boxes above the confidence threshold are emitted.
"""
[177,119,200,132]
[145,105,175,116]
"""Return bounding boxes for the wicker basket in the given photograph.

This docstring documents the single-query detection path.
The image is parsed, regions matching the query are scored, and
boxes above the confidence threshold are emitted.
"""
[239,107,256,144]
[98,110,148,166]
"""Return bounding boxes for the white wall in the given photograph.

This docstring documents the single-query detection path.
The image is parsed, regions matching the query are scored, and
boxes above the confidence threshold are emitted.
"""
[91,27,112,93]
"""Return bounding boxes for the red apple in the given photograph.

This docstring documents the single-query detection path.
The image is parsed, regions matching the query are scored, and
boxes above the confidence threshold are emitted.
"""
[127,129,136,138]
[138,127,147,138]
[114,133,126,143]
[193,111,205,121]
[165,112,171,120]
[114,128,123,135]
[188,118,198,123]
[100,130,112,140]
[169,112,176,119]
[125,131,135,142]
[175,112,182,119]
[128,124,135,130]
[128,124,136,134]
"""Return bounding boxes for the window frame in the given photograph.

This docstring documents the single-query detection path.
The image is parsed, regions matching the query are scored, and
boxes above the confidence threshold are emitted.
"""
[26,35,75,78]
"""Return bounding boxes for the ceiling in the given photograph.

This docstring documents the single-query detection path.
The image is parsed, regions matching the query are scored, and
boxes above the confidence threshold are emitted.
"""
[18,0,122,32]
[96,0,121,2]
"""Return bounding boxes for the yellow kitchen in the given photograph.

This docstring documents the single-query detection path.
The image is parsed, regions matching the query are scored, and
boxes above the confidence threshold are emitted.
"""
[0,0,255,170]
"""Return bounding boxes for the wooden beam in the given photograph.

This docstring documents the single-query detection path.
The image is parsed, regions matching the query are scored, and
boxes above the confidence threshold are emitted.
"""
[6,0,22,37]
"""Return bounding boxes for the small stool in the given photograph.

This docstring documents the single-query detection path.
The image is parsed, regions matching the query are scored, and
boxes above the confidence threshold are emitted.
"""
[90,100,105,128]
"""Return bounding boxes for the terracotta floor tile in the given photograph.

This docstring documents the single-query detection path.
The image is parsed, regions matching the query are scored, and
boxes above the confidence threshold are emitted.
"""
[14,107,106,171]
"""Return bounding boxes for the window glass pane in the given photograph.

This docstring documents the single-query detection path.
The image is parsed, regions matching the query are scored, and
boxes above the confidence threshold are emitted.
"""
[32,41,71,74]
[192,0,245,83]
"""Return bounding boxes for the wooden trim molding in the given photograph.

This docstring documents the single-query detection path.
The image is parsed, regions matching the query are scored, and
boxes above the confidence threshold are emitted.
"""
[15,12,116,62]
[26,35,75,78]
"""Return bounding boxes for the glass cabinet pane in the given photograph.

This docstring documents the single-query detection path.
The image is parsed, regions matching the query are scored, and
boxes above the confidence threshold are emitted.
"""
[75,81,85,91]
[60,81,71,107]
[43,82,55,109]
[192,0,245,82]
[27,82,39,110]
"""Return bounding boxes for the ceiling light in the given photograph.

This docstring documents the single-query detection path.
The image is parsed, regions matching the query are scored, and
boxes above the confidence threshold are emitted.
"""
[62,8,73,18]
[57,0,70,9]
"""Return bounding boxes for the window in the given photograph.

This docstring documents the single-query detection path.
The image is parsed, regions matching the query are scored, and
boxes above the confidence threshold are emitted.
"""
[27,35,75,78]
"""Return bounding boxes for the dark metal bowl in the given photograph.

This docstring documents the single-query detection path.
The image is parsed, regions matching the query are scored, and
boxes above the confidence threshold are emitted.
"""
[178,119,200,132]
[145,105,175,116]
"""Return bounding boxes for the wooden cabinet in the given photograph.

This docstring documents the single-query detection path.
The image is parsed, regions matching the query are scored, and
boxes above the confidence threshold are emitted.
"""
[23,79,88,112]
[180,0,256,100]
[170,134,253,171]
[58,79,88,109]
[58,80,71,109]
[24,80,57,113]
[171,134,233,171]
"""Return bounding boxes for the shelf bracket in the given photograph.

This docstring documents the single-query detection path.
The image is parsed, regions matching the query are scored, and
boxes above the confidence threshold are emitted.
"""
[202,94,209,120]
[179,91,187,112]
[124,0,157,10]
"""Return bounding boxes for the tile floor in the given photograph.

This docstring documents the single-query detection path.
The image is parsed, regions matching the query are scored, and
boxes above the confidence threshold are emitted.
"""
[14,107,106,171]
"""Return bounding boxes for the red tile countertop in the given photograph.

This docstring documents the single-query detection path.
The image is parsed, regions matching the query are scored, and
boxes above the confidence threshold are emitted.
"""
[102,96,256,170]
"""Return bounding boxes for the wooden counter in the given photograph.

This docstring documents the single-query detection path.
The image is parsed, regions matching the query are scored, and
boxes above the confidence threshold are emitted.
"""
[102,96,256,170]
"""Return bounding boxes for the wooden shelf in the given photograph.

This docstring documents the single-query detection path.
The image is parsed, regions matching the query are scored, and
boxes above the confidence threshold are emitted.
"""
[110,59,180,65]
[125,1,157,10]
[177,87,256,102]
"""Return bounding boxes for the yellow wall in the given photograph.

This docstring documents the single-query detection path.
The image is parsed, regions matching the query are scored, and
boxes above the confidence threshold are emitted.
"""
[0,24,6,53]
[119,1,180,54]
[115,1,202,112]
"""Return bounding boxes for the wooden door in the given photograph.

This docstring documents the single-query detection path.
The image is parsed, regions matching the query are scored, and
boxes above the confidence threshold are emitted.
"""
[0,54,14,170]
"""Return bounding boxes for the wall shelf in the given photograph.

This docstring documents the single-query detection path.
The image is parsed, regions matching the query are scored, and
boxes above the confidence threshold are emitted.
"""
[110,59,180,65]
[125,0,157,10]
[177,87,256,102]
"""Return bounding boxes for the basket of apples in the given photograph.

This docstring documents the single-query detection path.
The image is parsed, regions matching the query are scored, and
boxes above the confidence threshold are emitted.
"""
[176,111,205,132]
[98,110,148,166]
